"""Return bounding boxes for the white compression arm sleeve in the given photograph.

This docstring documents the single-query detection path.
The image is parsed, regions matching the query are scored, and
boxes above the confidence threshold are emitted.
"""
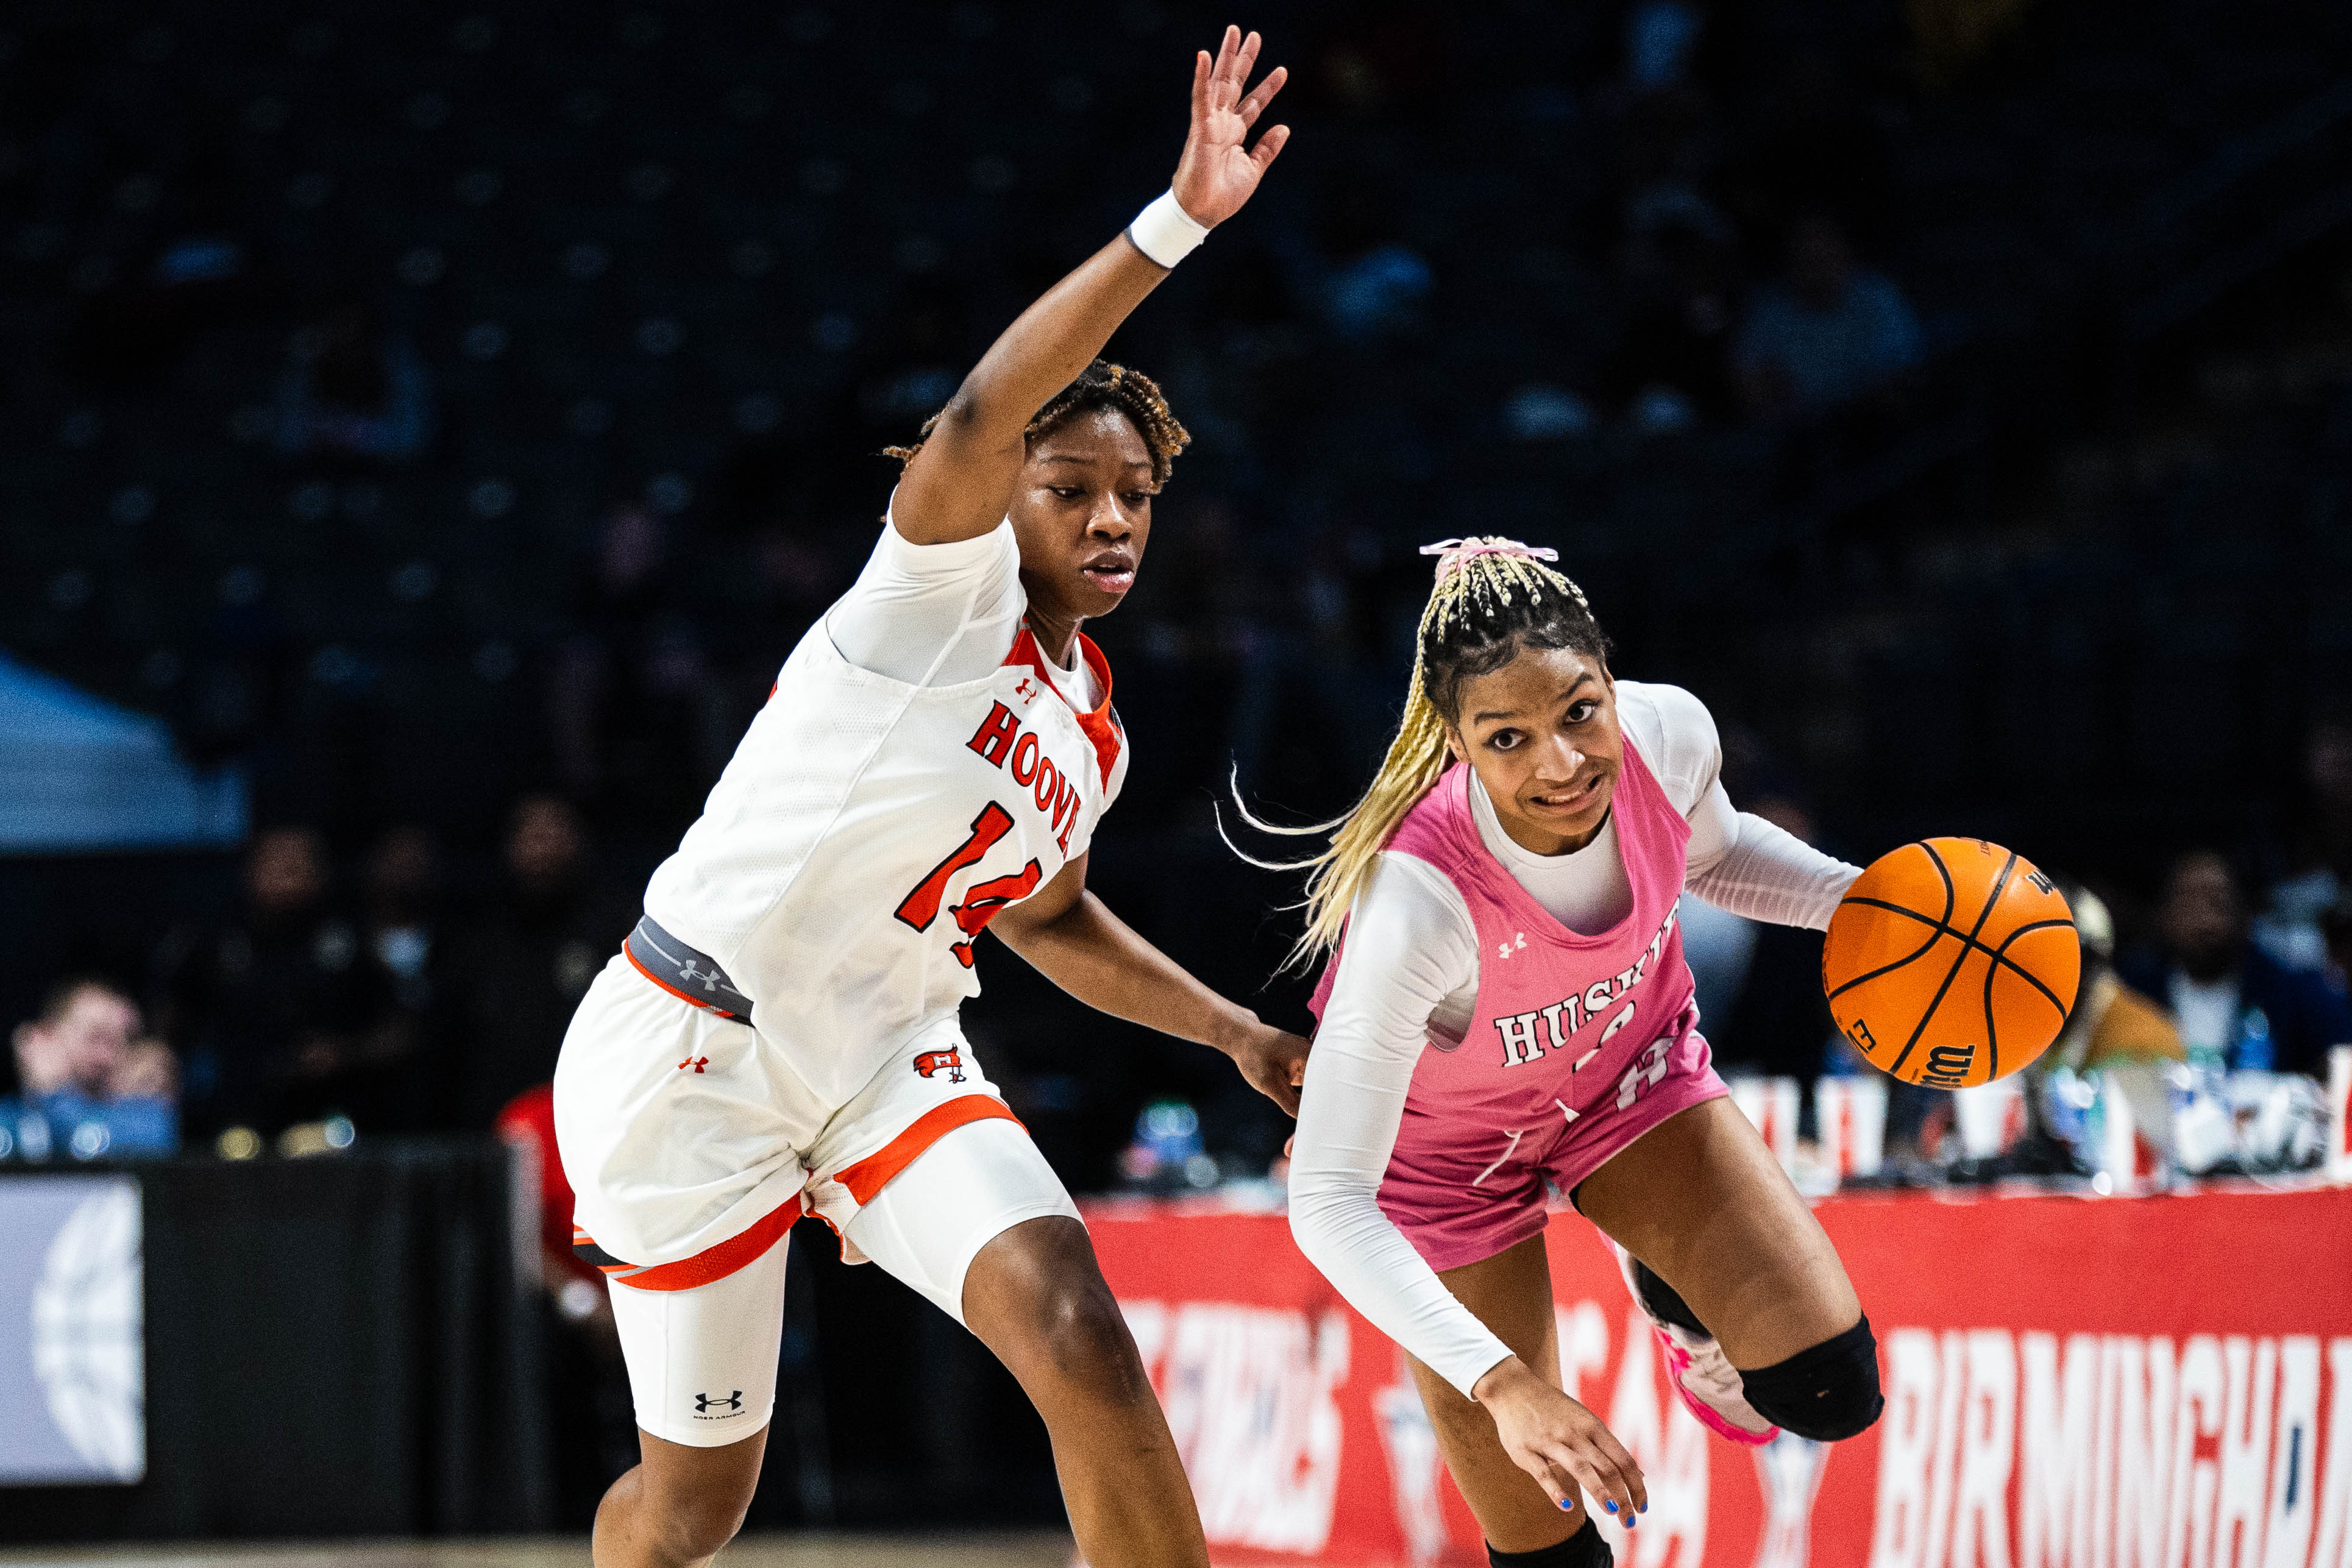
[1683,786,1861,930]
[1287,854,1518,1399]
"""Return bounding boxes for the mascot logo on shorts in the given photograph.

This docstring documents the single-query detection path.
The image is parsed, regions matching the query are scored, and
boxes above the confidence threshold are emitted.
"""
[913,1048,966,1083]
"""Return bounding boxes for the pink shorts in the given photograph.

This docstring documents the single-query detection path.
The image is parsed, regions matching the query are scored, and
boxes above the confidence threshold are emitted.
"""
[1376,1030,1728,1274]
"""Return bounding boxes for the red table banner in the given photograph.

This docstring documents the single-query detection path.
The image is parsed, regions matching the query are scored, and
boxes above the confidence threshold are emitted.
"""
[1084,1183,2352,1568]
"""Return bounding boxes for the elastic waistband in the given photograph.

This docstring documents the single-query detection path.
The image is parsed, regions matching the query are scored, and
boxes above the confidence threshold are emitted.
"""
[623,915,753,1023]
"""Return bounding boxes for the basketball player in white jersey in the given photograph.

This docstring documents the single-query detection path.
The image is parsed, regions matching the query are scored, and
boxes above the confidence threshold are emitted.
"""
[553,29,1296,1568]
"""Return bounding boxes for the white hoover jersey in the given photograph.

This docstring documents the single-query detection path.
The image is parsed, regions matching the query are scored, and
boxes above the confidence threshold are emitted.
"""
[647,523,1127,1104]
[559,517,1127,1262]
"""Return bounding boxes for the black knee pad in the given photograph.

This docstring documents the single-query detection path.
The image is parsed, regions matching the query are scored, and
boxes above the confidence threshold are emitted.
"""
[1490,1516,1612,1568]
[1739,1314,1884,1442]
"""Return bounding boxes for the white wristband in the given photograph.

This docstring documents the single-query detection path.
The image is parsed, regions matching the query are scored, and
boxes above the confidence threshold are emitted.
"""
[1126,189,1209,269]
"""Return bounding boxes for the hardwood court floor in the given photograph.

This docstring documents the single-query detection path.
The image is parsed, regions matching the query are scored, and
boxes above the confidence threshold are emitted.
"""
[0,1536,1078,1568]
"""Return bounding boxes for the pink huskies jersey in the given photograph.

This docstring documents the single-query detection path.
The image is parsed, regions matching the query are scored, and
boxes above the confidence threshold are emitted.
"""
[1310,738,1718,1252]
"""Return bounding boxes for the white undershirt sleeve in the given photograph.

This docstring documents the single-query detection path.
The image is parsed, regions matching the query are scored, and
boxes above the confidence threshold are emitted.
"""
[1287,854,1518,1399]
[823,503,1026,687]
[1683,785,1861,931]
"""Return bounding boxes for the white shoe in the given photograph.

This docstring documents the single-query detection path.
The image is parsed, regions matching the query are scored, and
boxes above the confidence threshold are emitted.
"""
[1616,1247,1777,1446]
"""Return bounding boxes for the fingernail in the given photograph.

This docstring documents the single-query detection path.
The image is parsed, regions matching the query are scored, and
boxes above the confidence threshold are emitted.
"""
[1604,1500,1617,1513]
[1638,1502,1649,1514]
[1558,1499,1572,1511]
[1627,1516,1638,1529]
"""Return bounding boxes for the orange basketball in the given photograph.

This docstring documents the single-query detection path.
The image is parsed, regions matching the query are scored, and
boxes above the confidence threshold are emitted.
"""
[1822,837,2080,1088]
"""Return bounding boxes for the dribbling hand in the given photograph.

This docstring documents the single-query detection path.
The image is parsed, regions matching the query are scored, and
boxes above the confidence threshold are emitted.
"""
[1473,1357,1649,1523]
[1170,26,1290,229]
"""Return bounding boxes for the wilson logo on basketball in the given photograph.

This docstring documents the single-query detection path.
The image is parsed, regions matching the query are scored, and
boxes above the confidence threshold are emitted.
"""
[1919,1043,1977,1088]
[912,1048,965,1082]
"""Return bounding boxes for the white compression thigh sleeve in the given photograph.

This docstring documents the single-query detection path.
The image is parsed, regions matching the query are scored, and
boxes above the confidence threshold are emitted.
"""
[846,1116,1082,1325]
[608,1233,789,1447]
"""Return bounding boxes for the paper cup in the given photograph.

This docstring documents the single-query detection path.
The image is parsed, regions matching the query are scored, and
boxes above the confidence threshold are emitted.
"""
[1815,1075,1888,1179]
[1728,1076,1800,1172]
[1951,1077,2025,1159]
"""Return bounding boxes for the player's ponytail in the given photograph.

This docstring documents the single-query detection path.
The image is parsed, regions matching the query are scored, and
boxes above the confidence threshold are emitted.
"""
[1224,537,1610,971]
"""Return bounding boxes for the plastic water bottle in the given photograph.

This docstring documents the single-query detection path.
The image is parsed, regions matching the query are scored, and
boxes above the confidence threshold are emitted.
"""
[2235,1007,2275,1071]
[2083,1071,2138,1191]
[2172,1032,2235,1175]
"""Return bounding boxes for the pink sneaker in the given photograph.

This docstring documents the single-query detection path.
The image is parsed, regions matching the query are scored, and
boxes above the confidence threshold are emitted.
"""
[1617,1249,1778,1447]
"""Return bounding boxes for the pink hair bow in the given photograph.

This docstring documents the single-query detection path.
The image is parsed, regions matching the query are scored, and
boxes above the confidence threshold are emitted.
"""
[1418,536,1560,581]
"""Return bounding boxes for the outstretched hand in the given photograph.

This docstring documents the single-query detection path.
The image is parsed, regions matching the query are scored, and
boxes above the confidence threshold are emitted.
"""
[1171,26,1290,229]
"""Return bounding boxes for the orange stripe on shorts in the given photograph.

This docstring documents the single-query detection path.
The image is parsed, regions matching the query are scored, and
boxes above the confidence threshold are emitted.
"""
[835,1095,1023,1206]
[608,1198,798,1293]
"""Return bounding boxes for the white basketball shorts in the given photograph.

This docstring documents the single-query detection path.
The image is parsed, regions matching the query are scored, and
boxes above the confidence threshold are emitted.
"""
[600,1096,1080,1448]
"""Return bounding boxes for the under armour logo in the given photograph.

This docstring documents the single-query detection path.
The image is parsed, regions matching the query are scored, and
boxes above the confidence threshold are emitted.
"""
[1496,932,1527,960]
[694,1390,743,1413]
[677,960,722,992]
[1013,676,1036,701]
[677,1055,708,1074]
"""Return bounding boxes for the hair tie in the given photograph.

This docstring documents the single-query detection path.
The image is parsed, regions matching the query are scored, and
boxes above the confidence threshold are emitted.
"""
[1418,536,1560,582]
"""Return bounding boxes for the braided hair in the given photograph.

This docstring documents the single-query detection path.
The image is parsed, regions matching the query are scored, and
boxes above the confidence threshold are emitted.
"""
[1228,537,1611,969]
[885,358,1192,486]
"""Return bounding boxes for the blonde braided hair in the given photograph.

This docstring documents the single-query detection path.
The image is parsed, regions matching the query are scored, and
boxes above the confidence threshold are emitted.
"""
[1226,537,1605,971]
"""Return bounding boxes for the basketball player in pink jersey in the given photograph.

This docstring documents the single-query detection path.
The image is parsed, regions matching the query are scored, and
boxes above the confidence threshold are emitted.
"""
[553,30,1296,1568]
[1245,539,1885,1567]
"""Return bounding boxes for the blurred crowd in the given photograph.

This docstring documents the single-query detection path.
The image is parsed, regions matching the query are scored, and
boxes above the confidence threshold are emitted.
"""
[6,795,631,1160]
[5,0,2351,1183]
[10,707,2350,1182]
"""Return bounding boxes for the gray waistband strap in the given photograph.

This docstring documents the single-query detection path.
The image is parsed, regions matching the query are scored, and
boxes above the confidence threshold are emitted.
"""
[624,915,753,1022]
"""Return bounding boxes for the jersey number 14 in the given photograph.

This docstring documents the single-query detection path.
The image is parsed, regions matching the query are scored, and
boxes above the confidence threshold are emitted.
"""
[894,803,1043,969]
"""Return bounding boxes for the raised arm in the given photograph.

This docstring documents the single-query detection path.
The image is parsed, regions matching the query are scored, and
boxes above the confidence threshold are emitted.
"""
[892,25,1290,546]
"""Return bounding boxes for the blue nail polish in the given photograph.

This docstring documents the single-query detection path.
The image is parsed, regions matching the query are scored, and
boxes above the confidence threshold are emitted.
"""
[1627,1516,1638,1529]
[1638,1502,1649,1514]
[1604,1500,1617,1513]
[1558,1499,1572,1510]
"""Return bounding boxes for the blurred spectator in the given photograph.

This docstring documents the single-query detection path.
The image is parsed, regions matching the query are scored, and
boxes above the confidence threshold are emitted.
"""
[2117,850,2352,1077]
[360,823,453,1128]
[2012,879,2180,1174]
[154,824,398,1136]
[3,977,178,1160]
[1733,215,1924,420]
[2258,711,2352,970]
[274,302,435,463]
[2042,881,2180,1070]
[451,796,632,1127]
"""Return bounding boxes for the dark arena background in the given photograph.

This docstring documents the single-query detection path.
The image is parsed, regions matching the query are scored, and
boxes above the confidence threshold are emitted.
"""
[3,1,2351,1565]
